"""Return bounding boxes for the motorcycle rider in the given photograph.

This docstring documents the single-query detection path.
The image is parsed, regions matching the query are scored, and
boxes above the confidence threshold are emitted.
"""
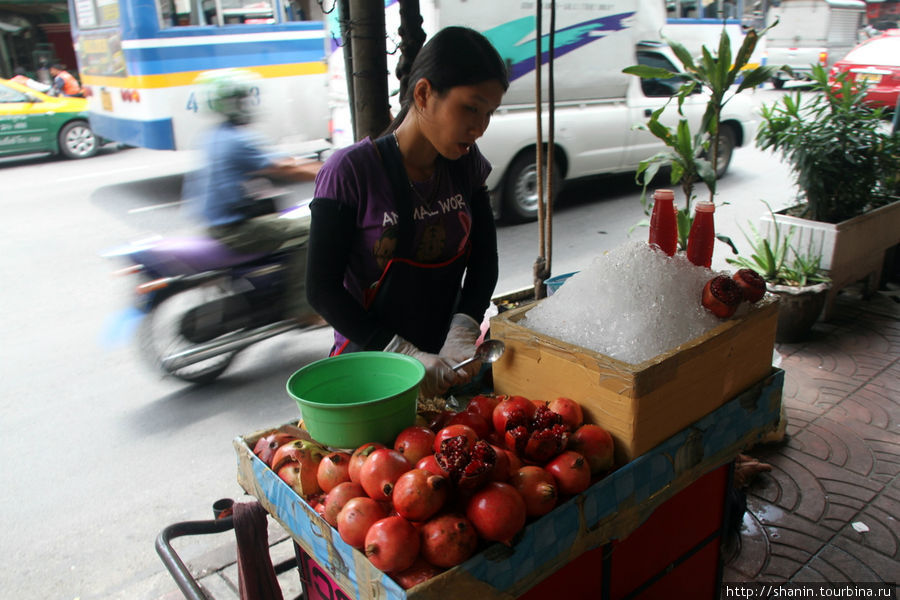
[184,68,323,326]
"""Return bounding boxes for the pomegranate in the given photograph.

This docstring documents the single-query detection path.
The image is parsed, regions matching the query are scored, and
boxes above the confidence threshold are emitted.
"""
[545,451,592,496]
[465,482,527,546]
[569,424,615,475]
[316,451,352,493]
[336,496,389,549]
[393,426,436,466]
[358,448,412,501]
[323,481,365,527]
[432,424,478,454]
[465,394,501,423]
[504,404,569,463]
[277,462,322,498]
[348,442,386,483]
[510,466,558,517]
[547,397,584,431]
[273,440,328,497]
[271,439,328,472]
[420,514,479,568]
[505,448,523,473]
[391,469,449,522]
[733,268,766,303]
[364,516,421,573]
[415,454,449,478]
[252,432,298,467]
[446,410,491,439]
[435,436,497,490]
[492,395,537,436]
[489,444,512,482]
[701,275,743,318]
[392,556,443,589]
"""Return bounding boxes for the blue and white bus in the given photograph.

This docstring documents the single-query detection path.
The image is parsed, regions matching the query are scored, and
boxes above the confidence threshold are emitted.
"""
[66,0,332,151]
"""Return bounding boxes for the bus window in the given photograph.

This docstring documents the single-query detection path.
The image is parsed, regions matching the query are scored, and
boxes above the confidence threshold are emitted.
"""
[72,0,120,30]
[667,0,742,21]
[221,0,276,25]
[158,0,215,27]
[157,0,295,27]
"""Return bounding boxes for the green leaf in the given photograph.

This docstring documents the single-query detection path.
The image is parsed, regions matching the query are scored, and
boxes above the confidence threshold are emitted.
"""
[736,66,779,92]
[716,28,732,88]
[627,217,651,235]
[715,233,739,255]
[664,35,697,72]
[696,158,716,196]
[676,208,692,251]
[732,29,758,72]
[622,65,680,79]
[647,118,674,144]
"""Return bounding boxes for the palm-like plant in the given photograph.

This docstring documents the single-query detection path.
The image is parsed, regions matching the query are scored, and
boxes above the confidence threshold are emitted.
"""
[624,25,779,250]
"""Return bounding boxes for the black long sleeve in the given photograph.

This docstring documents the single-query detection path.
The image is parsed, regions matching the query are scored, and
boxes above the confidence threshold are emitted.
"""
[305,198,395,350]
[457,186,499,322]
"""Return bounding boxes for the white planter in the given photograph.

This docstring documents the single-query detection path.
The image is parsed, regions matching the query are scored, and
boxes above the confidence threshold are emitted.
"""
[760,201,900,320]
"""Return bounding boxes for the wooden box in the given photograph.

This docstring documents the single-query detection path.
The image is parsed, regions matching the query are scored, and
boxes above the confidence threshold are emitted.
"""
[490,296,779,463]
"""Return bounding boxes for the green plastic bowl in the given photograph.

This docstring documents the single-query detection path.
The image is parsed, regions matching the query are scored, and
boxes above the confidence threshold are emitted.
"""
[286,352,425,448]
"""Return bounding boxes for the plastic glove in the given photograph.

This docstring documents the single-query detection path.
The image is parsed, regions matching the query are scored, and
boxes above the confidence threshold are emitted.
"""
[384,335,462,398]
[439,313,482,380]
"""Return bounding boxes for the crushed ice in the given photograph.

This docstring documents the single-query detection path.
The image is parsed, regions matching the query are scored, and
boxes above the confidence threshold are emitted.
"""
[520,241,742,364]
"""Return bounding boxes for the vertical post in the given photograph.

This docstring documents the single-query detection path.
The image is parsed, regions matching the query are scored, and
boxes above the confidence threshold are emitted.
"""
[338,0,357,141]
[546,0,556,283]
[348,0,391,140]
[396,0,426,102]
[533,0,547,300]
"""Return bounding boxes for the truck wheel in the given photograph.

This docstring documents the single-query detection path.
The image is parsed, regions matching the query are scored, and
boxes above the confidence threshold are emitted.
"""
[771,77,785,90]
[58,120,98,159]
[502,151,561,223]
[712,127,736,179]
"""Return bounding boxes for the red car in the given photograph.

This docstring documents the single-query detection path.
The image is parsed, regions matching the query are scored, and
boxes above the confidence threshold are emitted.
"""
[829,29,900,111]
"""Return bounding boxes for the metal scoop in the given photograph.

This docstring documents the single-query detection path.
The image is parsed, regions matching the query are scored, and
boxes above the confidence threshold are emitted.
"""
[452,339,506,371]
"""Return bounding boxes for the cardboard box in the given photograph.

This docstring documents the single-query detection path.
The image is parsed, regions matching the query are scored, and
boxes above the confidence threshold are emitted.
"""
[490,297,779,463]
[234,370,783,600]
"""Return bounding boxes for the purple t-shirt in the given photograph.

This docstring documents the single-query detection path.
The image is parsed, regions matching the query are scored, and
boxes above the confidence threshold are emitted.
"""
[313,136,491,307]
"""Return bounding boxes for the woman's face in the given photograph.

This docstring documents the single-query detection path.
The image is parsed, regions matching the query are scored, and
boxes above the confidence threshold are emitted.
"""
[418,79,505,160]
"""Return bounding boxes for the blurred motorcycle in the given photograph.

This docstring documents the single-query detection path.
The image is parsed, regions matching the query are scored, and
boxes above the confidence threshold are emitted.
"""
[105,201,321,384]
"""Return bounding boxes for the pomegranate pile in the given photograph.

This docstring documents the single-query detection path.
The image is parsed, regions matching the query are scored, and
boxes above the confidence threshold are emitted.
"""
[253,394,615,589]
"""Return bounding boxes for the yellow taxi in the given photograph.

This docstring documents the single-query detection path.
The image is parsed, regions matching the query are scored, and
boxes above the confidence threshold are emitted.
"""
[0,77,99,159]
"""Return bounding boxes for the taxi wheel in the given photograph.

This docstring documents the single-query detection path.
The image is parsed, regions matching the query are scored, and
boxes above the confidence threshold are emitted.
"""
[59,120,99,159]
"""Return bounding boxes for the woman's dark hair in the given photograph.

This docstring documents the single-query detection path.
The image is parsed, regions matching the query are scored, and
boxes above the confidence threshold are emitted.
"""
[384,26,509,134]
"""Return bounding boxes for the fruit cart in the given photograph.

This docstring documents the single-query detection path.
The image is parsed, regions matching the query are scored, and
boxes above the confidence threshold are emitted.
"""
[234,354,783,600]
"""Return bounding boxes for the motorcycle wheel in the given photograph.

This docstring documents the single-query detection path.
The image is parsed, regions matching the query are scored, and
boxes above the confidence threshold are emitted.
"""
[138,285,237,385]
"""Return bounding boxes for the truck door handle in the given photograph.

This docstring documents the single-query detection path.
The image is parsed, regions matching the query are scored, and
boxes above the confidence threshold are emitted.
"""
[644,109,652,117]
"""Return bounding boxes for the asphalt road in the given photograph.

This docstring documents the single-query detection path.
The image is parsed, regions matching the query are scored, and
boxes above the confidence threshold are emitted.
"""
[0,88,798,599]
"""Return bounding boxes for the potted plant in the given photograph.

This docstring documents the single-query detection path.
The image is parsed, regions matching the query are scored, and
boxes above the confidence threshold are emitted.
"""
[727,203,832,343]
[754,64,900,319]
[623,26,778,250]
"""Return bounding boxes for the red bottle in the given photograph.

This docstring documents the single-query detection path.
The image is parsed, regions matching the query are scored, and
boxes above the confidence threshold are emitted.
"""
[686,202,716,268]
[648,189,678,256]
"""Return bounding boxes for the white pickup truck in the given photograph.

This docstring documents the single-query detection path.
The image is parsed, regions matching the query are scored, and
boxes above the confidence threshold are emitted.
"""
[764,0,866,89]
[329,0,760,222]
